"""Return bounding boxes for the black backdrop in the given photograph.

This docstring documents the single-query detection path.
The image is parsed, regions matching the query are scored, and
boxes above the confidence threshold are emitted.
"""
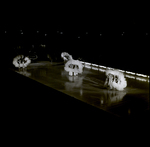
[1,3,149,75]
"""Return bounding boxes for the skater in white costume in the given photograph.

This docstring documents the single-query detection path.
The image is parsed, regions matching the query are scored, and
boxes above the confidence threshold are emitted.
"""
[104,69,127,91]
[61,52,83,76]
[13,55,31,68]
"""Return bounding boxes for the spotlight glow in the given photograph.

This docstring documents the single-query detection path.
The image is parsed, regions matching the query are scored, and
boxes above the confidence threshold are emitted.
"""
[119,70,125,72]
[136,77,147,82]
[126,71,135,75]
[107,67,114,70]
[99,68,106,72]
[125,74,135,79]
[80,61,149,79]
[92,67,99,70]
[81,61,85,64]
[99,65,106,68]
[85,65,91,69]
[85,62,91,65]
[136,73,147,77]
[92,64,99,67]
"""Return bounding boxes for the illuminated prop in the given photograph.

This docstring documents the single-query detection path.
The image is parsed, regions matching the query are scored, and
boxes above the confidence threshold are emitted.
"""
[104,69,127,91]
[64,59,83,76]
[13,55,31,68]
[61,52,73,61]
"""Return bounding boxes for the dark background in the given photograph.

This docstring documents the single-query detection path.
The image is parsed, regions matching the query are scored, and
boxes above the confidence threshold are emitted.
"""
[1,2,149,74]
[1,2,150,137]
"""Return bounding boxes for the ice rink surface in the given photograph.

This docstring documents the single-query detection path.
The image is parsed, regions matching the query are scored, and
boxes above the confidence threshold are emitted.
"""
[13,61,149,119]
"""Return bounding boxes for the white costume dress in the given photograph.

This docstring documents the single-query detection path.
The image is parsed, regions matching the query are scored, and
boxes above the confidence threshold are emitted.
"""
[104,69,127,91]
[61,52,83,76]
[13,55,31,68]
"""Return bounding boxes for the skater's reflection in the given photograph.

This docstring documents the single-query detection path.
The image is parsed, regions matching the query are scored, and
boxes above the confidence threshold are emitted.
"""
[16,69,31,77]
[64,74,84,96]
[100,90,126,106]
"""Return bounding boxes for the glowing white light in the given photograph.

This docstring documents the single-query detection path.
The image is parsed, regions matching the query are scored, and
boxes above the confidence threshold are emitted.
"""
[136,73,147,77]
[45,34,47,36]
[5,31,7,33]
[126,71,135,75]
[92,67,99,70]
[99,68,106,72]
[60,32,63,34]
[99,65,106,68]
[81,61,85,64]
[75,61,148,80]
[125,74,135,79]
[85,65,91,69]
[85,62,91,65]
[21,32,23,34]
[107,67,114,70]
[37,31,39,33]
[100,34,102,36]
[136,77,147,82]
[86,32,88,34]
[92,64,99,67]
[118,70,125,73]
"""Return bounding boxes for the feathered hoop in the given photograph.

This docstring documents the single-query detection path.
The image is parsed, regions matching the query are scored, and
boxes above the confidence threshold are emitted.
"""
[61,52,73,61]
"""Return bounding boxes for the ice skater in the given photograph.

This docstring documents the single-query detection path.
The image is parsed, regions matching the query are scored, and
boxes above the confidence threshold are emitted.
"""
[104,69,127,91]
[13,55,31,68]
[61,52,83,76]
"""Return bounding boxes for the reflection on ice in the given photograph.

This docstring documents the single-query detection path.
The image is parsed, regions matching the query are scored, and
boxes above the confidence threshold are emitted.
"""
[92,67,99,70]
[85,65,91,69]
[101,90,126,105]
[16,68,31,77]
[64,75,83,92]
[61,69,84,96]
[62,68,127,106]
